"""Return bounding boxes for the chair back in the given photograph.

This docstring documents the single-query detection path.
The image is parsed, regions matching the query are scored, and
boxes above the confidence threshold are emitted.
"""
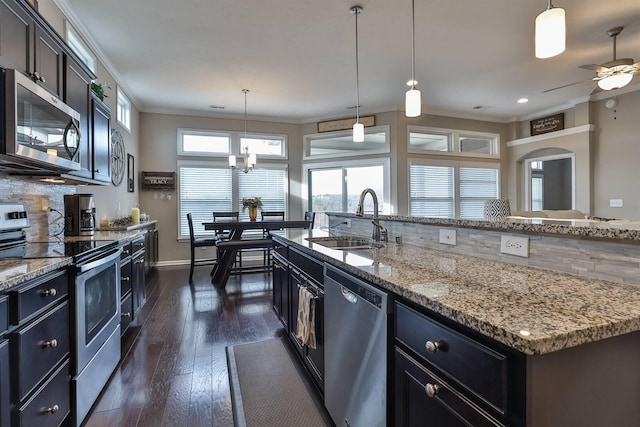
[187,213,196,243]
[261,211,285,221]
[304,211,316,229]
[212,211,239,237]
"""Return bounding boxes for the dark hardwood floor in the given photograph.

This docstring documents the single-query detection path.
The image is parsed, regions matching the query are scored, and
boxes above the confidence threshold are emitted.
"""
[84,266,281,427]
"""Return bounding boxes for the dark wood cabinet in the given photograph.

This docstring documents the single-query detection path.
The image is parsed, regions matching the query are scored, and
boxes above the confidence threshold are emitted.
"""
[394,347,504,427]
[271,251,289,329]
[131,238,146,317]
[0,0,63,97]
[91,93,111,183]
[143,225,158,274]
[0,339,9,427]
[64,59,93,179]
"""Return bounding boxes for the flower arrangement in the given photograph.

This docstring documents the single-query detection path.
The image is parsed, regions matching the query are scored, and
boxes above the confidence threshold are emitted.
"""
[242,197,263,211]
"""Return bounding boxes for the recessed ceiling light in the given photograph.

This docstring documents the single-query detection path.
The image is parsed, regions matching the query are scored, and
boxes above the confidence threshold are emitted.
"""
[517,98,529,104]
[473,105,482,110]
[346,105,361,110]
[209,105,225,109]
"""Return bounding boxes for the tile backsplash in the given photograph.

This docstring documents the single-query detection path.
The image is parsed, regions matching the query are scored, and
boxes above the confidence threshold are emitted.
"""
[0,175,76,240]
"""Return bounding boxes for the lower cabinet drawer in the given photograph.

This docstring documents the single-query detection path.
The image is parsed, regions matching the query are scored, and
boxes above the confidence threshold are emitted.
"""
[394,347,504,427]
[395,302,508,413]
[120,260,132,297]
[11,301,70,401]
[0,296,7,335]
[120,291,134,335]
[16,359,70,427]
[11,270,68,325]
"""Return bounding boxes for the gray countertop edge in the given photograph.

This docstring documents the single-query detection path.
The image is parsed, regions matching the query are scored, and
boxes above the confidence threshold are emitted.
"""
[329,212,640,243]
[96,220,157,232]
[273,233,640,356]
[0,258,73,292]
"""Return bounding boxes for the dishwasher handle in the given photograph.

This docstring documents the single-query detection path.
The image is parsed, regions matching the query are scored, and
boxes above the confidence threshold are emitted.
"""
[324,263,389,313]
[342,287,358,304]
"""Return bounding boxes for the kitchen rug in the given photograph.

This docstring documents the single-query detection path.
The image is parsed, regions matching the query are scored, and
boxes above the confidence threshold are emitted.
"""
[226,336,332,427]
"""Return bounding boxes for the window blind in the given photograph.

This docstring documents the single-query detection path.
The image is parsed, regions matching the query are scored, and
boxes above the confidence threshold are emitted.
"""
[179,166,232,236]
[459,167,498,219]
[409,165,455,217]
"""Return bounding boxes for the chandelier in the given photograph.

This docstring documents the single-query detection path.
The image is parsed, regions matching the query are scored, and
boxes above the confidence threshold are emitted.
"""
[229,89,256,173]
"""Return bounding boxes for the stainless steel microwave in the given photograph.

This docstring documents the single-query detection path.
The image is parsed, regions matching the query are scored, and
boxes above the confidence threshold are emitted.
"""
[0,68,81,173]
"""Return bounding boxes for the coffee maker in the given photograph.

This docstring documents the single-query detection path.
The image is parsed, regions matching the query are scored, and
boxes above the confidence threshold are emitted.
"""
[64,194,95,236]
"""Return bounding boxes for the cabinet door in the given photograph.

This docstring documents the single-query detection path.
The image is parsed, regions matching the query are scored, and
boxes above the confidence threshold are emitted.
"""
[64,60,92,179]
[0,340,9,427]
[394,347,504,427]
[288,269,304,356]
[132,252,146,317]
[272,255,289,328]
[33,26,63,97]
[91,94,111,183]
[303,283,324,393]
[0,0,33,73]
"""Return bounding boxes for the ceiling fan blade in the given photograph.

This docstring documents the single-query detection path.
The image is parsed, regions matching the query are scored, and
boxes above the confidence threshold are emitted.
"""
[543,80,586,93]
[579,64,610,73]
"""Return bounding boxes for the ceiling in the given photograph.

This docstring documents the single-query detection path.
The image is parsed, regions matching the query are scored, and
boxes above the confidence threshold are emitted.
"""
[60,0,640,124]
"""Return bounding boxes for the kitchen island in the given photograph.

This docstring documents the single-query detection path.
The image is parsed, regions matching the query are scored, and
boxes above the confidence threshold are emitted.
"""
[272,227,640,426]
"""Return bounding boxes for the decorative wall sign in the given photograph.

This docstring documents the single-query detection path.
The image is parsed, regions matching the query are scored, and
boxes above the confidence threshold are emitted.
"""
[530,113,564,136]
[318,115,375,133]
[141,172,176,191]
[127,154,135,193]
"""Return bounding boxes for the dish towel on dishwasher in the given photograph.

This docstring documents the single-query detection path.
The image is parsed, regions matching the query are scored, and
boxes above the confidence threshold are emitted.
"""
[296,286,317,349]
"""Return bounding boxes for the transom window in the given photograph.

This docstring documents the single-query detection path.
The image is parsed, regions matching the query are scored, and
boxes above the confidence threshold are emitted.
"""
[178,129,286,159]
[117,88,131,131]
[409,126,499,158]
[66,25,96,73]
[178,130,231,155]
[303,125,390,160]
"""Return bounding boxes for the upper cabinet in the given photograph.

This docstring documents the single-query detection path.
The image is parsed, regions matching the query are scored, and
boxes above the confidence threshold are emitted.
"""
[0,0,63,97]
[0,0,112,185]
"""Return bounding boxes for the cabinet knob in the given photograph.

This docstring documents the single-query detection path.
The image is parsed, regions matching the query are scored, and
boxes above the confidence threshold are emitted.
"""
[425,340,446,354]
[42,339,58,348]
[122,312,131,318]
[425,383,441,398]
[40,288,57,297]
[43,404,59,414]
[122,277,130,281]
[123,249,130,255]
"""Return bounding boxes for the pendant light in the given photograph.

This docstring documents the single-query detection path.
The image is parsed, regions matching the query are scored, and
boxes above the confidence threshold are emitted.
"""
[535,0,566,59]
[229,89,256,173]
[351,6,364,142]
[405,0,421,117]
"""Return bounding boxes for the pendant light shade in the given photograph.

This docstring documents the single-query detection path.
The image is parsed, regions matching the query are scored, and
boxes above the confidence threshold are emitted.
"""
[597,73,633,91]
[405,0,421,117]
[351,6,364,143]
[535,1,565,59]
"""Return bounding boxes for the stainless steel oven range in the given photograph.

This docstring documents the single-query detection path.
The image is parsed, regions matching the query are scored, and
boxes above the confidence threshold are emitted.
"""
[0,203,122,427]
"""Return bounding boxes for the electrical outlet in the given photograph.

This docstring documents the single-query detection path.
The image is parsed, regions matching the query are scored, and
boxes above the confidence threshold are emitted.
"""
[439,229,456,245]
[501,235,529,257]
[345,218,351,228]
[609,199,623,208]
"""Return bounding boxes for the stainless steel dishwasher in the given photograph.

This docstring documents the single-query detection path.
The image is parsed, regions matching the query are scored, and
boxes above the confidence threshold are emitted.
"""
[324,264,391,427]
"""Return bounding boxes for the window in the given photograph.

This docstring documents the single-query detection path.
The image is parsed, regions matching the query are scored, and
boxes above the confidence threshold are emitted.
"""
[409,126,499,158]
[241,136,286,157]
[117,87,131,131]
[178,129,231,156]
[305,159,390,229]
[409,160,499,219]
[303,125,390,160]
[66,25,96,72]
[178,161,288,238]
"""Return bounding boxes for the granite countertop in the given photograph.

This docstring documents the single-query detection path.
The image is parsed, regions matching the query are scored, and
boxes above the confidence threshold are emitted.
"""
[96,220,157,232]
[0,258,73,292]
[330,212,640,242]
[275,229,640,356]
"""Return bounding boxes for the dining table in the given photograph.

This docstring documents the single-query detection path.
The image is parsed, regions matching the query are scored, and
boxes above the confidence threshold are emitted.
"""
[202,219,311,288]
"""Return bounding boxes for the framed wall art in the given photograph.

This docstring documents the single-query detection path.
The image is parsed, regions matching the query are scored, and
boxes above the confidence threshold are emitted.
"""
[127,154,135,192]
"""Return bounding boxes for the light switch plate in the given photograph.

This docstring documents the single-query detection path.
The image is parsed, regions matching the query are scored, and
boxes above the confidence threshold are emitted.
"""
[439,229,456,245]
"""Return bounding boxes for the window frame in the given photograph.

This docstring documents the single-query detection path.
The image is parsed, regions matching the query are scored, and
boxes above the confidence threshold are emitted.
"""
[303,125,390,160]
[116,87,132,131]
[65,24,96,73]
[177,129,287,160]
[408,125,500,158]
[177,128,232,157]
[408,157,501,218]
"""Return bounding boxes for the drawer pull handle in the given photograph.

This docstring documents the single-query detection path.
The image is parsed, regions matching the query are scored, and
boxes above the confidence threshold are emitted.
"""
[425,340,446,354]
[425,383,441,398]
[41,288,57,297]
[42,339,58,348]
[122,312,131,318]
[123,249,130,255]
[122,277,131,281]
[43,404,59,414]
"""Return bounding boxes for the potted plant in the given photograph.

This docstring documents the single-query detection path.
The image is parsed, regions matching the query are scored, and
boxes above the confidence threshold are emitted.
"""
[242,197,263,222]
[91,80,111,101]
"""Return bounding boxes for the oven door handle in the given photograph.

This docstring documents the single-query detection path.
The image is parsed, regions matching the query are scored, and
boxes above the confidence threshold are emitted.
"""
[77,248,122,273]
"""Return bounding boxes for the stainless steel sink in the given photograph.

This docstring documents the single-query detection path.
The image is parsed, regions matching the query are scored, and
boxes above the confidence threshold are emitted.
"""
[306,236,385,250]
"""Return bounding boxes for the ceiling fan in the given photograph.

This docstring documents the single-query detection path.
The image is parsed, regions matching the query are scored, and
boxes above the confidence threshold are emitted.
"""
[544,26,640,93]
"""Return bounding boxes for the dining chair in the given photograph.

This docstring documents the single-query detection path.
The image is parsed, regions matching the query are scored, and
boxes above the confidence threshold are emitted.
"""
[304,211,316,229]
[187,213,219,283]
[260,211,285,267]
[212,211,241,269]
